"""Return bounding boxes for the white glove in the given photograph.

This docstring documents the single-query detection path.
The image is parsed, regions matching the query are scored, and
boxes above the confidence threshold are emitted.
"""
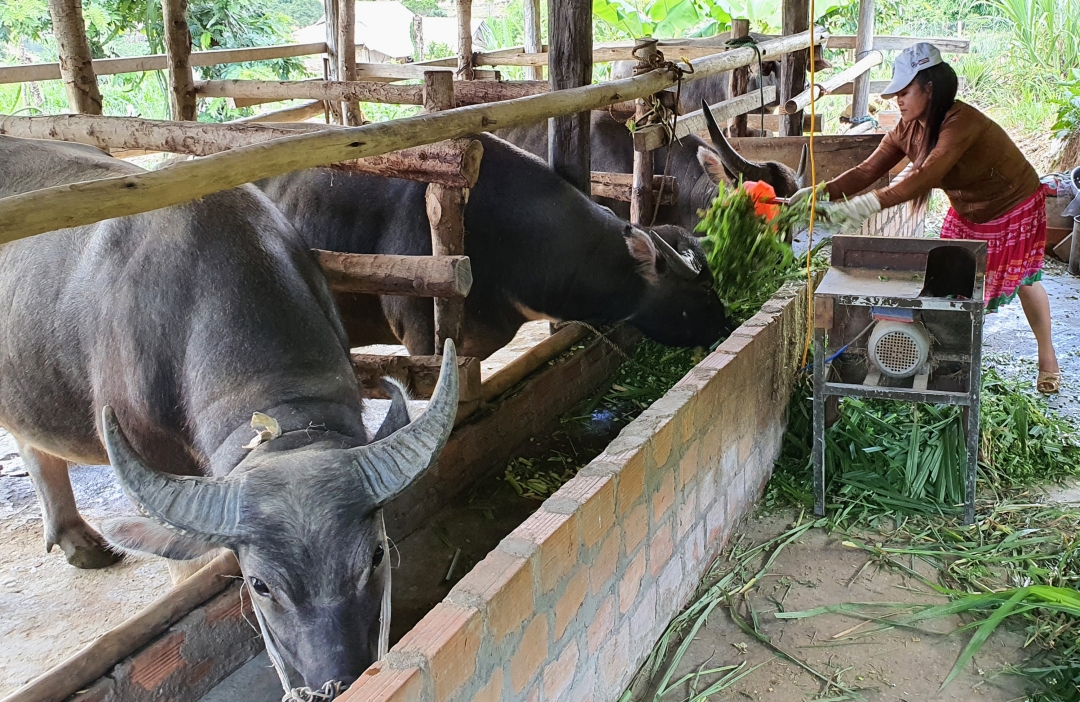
[790,182,828,207]
[819,193,882,234]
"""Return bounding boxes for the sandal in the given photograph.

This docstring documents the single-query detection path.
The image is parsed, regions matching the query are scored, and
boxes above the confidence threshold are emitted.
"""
[1037,371,1062,394]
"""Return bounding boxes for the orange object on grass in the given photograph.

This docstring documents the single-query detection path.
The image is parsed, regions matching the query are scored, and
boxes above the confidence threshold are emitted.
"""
[743,180,780,222]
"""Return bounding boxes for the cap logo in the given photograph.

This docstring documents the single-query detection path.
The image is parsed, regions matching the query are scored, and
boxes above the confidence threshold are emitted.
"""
[918,57,931,65]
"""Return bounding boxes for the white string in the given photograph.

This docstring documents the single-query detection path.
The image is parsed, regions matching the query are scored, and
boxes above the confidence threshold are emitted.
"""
[378,508,392,659]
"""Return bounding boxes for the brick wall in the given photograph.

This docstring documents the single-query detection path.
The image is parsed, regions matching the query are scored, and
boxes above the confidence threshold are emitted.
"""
[343,281,810,702]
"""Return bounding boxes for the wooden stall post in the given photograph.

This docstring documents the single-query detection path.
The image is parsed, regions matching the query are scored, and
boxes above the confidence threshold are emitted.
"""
[850,0,876,123]
[522,0,543,81]
[457,0,475,80]
[729,18,750,137]
[630,38,660,225]
[423,71,467,353]
[162,0,197,121]
[326,0,361,124]
[46,0,103,114]
[547,0,592,194]
[779,0,809,136]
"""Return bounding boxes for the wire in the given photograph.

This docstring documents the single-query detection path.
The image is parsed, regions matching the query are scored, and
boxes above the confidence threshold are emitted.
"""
[800,3,819,370]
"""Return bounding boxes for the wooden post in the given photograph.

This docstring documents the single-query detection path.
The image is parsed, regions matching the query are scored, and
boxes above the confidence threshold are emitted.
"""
[729,19,750,137]
[424,71,467,353]
[850,0,876,123]
[630,38,659,226]
[162,0,197,121]
[457,0,475,80]
[522,0,543,81]
[339,0,362,125]
[547,0,592,194]
[779,0,809,136]
[46,0,103,114]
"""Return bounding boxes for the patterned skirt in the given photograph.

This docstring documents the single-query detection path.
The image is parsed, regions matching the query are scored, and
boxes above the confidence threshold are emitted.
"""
[940,187,1047,312]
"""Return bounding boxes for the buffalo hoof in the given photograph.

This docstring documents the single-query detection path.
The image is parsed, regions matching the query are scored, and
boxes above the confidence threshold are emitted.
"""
[51,524,123,569]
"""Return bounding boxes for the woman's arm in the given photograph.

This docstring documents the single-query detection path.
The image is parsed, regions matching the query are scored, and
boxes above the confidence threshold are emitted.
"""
[872,113,984,208]
[826,131,906,200]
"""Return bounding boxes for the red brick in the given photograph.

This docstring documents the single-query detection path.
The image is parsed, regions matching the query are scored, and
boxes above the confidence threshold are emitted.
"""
[203,586,248,625]
[678,441,700,489]
[598,622,630,689]
[619,547,647,614]
[677,485,698,539]
[622,502,648,554]
[510,616,549,693]
[455,548,534,642]
[650,522,673,577]
[652,471,675,525]
[128,630,185,691]
[587,595,616,654]
[650,417,675,467]
[615,451,645,515]
[394,602,482,700]
[577,476,615,549]
[716,332,754,356]
[589,528,621,596]
[340,664,423,702]
[554,569,587,641]
[543,641,580,702]
[513,508,579,593]
[472,668,504,702]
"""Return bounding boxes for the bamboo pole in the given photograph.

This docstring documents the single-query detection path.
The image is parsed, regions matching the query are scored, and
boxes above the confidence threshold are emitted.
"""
[673,87,776,139]
[784,51,882,114]
[162,0,197,120]
[729,19,751,138]
[0,29,827,244]
[850,0,877,123]
[0,553,240,702]
[522,0,542,81]
[194,78,549,106]
[46,0,102,114]
[314,251,473,297]
[457,0,475,80]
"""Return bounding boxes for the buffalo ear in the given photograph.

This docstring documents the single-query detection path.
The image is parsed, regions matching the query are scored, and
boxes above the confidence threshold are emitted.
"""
[624,228,659,281]
[697,146,732,185]
[101,517,220,561]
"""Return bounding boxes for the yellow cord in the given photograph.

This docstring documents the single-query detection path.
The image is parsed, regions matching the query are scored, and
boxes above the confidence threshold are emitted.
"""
[800,5,819,370]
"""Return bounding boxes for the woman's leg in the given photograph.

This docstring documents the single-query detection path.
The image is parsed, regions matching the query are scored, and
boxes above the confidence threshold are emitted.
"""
[1017,282,1059,374]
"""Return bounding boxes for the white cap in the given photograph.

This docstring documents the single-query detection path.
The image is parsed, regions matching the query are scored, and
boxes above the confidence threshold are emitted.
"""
[881,42,943,98]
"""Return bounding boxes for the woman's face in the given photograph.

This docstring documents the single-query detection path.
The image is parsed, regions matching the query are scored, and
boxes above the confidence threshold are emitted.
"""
[895,80,933,123]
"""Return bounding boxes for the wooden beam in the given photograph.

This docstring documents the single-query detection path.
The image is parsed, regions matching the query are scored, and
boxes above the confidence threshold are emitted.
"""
[851,0,877,122]
[522,0,543,81]
[457,0,475,80]
[548,0,592,195]
[314,251,472,297]
[338,0,362,125]
[231,101,324,122]
[827,35,969,53]
[590,172,678,206]
[779,0,809,135]
[480,324,587,402]
[161,0,197,121]
[194,78,549,106]
[0,29,828,244]
[46,0,102,114]
[352,63,497,82]
[729,19,751,138]
[352,353,481,403]
[785,50,882,114]
[674,86,776,139]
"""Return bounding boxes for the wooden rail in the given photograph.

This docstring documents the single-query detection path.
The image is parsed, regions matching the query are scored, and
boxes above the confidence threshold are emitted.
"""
[674,87,777,139]
[784,50,883,114]
[314,251,472,297]
[0,29,827,244]
[194,78,550,106]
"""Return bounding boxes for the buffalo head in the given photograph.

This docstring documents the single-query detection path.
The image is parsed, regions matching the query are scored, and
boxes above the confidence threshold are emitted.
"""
[99,344,460,689]
[624,224,730,347]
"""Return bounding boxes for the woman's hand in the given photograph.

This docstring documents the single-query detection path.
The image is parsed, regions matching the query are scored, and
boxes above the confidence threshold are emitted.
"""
[790,182,828,207]
[819,193,882,233]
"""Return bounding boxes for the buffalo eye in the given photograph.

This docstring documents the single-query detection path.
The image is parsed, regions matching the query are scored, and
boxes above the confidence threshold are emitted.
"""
[248,577,271,598]
[372,545,385,569]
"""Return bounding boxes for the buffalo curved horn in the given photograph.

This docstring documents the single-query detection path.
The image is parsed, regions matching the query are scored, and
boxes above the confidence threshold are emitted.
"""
[795,144,809,187]
[102,406,245,540]
[351,339,459,506]
[700,99,769,183]
[648,230,701,280]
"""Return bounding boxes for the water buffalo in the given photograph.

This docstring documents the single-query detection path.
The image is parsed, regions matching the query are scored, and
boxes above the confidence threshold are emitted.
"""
[259,133,730,360]
[495,100,808,229]
[0,135,458,688]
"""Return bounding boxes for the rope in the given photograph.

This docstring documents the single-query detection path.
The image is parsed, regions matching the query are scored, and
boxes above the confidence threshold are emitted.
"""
[724,34,765,135]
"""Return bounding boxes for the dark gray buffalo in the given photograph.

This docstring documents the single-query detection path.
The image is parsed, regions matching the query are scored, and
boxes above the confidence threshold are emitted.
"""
[259,133,730,359]
[0,135,458,688]
[495,100,808,229]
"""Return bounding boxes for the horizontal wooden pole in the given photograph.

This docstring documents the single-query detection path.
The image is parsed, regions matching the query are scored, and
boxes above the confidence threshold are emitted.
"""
[784,51,883,114]
[314,250,473,297]
[231,100,325,123]
[352,353,482,403]
[591,172,678,205]
[195,78,549,107]
[0,42,328,85]
[826,35,969,53]
[0,552,240,702]
[675,86,777,139]
[0,115,484,187]
[480,324,589,403]
[0,29,826,244]
[354,62,499,82]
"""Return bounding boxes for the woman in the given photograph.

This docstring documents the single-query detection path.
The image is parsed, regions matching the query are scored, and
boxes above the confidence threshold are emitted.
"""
[795,42,1061,393]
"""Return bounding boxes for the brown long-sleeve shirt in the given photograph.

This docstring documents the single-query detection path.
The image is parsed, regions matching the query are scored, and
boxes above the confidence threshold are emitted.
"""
[826,101,1041,224]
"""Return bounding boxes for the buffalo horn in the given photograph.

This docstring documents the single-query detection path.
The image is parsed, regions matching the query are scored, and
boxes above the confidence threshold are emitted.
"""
[351,339,459,505]
[795,144,809,187]
[701,99,769,183]
[648,230,701,280]
[102,406,245,540]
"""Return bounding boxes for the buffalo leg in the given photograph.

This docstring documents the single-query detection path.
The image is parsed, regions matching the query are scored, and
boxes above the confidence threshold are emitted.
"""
[20,443,121,569]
